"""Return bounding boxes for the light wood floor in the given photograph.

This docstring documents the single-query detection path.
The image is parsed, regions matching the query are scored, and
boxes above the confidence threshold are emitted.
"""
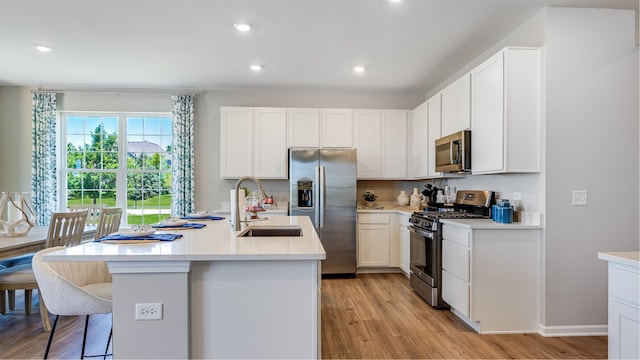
[0,273,606,359]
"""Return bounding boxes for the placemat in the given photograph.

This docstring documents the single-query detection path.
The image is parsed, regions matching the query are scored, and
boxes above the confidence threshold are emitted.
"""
[97,233,183,243]
[180,215,225,221]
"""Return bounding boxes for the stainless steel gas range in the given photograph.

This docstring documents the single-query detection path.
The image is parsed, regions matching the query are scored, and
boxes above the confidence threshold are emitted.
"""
[408,190,495,308]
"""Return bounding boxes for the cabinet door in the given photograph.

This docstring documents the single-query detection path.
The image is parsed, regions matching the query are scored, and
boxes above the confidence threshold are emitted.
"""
[441,74,471,136]
[471,52,505,173]
[399,215,410,275]
[354,110,381,178]
[321,109,353,148]
[442,269,470,317]
[252,108,287,179]
[357,224,390,267]
[287,108,320,147]
[427,94,442,178]
[220,107,252,178]
[380,111,407,179]
[410,101,428,178]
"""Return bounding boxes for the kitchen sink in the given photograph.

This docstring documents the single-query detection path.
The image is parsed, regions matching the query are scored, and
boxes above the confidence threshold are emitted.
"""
[238,226,303,237]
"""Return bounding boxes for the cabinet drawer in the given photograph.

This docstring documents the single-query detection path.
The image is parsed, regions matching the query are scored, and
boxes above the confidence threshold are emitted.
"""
[610,266,640,307]
[442,239,470,282]
[442,269,470,317]
[442,225,470,247]
[358,213,390,224]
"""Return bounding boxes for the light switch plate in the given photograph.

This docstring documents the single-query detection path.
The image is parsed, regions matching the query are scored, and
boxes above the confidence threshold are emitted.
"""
[572,190,588,206]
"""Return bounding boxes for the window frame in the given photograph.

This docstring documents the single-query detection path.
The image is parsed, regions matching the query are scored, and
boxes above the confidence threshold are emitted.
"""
[59,111,173,225]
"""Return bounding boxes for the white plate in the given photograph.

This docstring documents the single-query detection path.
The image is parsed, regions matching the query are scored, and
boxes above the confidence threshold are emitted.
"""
[118,229,156,237]
[187,212,210,218]
[158,219,189,227]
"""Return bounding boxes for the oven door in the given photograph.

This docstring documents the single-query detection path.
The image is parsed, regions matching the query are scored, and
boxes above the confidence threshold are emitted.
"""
[409,226,438,287]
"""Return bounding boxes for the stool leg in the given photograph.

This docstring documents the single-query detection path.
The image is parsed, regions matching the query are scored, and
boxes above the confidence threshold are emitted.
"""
[8,290,15,310]
[0,290,5,314]
[81,315,90,359]
[44,315,59,359]
[103,327,112,359]
[24,289,32,314]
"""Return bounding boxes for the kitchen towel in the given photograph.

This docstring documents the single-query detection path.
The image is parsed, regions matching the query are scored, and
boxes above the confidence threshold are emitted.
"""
[97,233,183,242]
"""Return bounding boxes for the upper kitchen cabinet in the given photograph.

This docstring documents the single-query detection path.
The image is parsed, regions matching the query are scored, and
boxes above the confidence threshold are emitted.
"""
[441,73,471,136]
[321,109,353,148]
[287,108,320,147]
[354,110,407,179]
[427,93,443,178]
[471,47,541,174]
[220,107,287,179]
[287,108,353,148]
[409,101,428,179]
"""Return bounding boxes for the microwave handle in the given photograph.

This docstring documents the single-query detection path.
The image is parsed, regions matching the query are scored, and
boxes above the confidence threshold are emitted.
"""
[449,141,455,164]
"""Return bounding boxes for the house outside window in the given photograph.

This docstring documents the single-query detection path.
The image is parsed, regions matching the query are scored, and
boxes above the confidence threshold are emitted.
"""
[61,112,172,225]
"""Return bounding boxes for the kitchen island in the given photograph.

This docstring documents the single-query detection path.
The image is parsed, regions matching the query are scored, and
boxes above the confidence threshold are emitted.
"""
[44,216,325,359]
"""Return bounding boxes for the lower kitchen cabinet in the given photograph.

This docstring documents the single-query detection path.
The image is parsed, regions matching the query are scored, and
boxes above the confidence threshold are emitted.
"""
[441,222,541,333]
[357,213,390,267]
[357,211,411,274]
[597,252,640,360]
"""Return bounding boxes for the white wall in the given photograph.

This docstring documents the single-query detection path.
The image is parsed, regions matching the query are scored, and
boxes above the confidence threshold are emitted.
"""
[0,87,33,192]
[543,7,639,329]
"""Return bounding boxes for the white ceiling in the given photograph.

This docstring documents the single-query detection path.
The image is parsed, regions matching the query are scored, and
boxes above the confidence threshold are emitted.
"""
[0,0,636,95]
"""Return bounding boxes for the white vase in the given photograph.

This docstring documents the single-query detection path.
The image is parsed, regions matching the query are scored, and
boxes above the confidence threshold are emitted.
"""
[410,188,421,208]
[397,191,409,206]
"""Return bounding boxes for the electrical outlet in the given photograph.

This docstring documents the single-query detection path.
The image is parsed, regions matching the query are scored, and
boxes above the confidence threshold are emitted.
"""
[513,192,521,200]
[135,303,163,320]
[572,190,588,206]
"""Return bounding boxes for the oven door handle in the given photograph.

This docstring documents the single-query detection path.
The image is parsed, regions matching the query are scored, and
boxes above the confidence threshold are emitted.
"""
[408,226,435,238]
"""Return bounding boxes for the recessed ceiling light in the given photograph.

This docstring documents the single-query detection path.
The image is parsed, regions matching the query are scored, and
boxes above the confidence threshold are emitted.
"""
[35,45,52,52]
[353,66,366,73]
[389,0,402,2]
[234,23,251,32]
[250,64,262,71]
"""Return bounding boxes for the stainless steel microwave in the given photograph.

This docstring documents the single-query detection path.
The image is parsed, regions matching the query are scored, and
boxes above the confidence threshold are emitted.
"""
[434,130,471,173]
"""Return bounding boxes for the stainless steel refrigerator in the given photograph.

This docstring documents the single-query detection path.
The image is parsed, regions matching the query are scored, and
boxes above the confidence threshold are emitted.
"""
[289,148,357,275]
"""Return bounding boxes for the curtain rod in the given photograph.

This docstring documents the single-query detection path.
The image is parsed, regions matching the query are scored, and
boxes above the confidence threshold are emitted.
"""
[34,88,196,96]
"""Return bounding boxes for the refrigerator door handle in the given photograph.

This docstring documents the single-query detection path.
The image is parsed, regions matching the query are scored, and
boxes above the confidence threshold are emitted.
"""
[314,166,320,227]
[319,165,326,228]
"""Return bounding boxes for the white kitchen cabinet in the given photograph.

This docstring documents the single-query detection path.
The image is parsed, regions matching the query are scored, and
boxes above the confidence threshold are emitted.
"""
[220,107,287,179]
[354,110,407,179]
[597,252,640,360]
[471,47,541,174]
[357,213,390,267]
[409,101,428,179]
[441,73,471,137]
[427,93,443,178]
[287,108,320,148]
[287,108,353,148]
[220,107,252,178]
[397,213,411,275]
[441,223,540,333]
[321,109,353,148]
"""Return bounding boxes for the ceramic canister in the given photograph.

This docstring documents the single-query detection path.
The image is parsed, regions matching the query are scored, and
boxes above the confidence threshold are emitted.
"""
[493,200,513,223]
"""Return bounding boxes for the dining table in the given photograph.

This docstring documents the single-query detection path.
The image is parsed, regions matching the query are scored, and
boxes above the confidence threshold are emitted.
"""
[0,226,96,260]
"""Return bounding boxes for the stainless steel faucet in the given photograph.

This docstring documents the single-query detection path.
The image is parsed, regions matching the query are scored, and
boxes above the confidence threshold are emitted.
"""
[233,176,268,231]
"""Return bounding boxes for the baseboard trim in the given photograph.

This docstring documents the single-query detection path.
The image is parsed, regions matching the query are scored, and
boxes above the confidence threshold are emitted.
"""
[538,324,608,337]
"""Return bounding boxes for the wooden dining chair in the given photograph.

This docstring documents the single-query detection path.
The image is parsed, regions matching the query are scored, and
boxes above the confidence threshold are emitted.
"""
[94,207,123,240]
[0,209,88,332]
[69,204,105,226]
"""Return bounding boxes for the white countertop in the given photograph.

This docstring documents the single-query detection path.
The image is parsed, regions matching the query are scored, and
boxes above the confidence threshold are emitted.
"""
[440,218,544,230]
[357,201,418,215]
[44,216,326,262]
[598,251,640,268]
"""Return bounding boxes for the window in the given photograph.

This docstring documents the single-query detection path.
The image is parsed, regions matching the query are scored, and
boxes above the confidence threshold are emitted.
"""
[61,112,172,225]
